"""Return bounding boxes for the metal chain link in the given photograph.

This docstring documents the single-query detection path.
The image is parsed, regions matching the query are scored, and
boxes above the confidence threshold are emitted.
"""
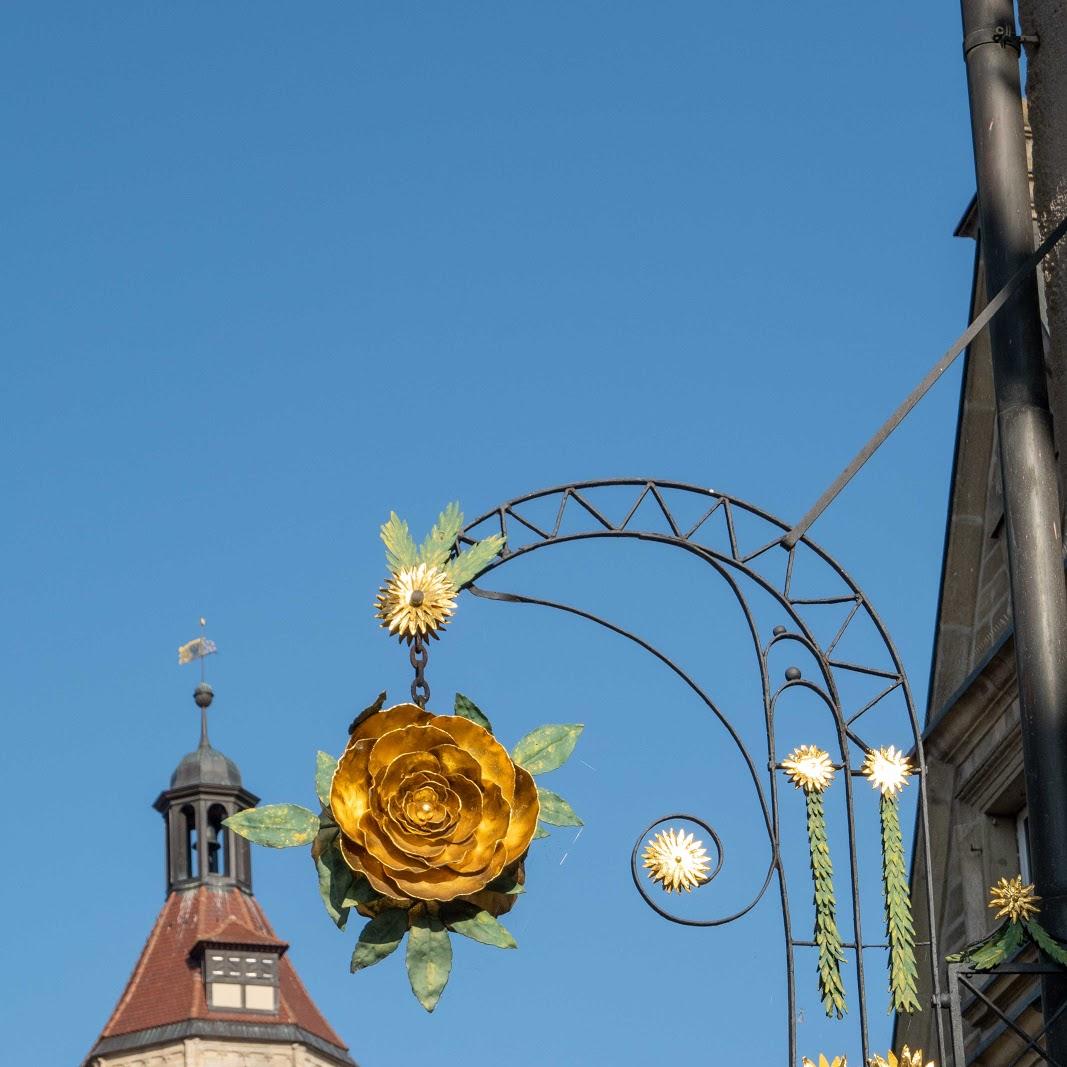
[409,635,430,707]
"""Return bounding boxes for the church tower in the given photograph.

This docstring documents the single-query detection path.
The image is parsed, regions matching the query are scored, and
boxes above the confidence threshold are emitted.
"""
[83,682,356,1067]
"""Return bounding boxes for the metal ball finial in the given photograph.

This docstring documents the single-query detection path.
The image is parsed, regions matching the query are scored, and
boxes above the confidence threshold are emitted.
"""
[785,666,802,682]
[194,682,214,709]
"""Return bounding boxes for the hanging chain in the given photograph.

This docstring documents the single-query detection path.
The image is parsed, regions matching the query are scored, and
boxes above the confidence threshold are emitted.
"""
[410,635,430,707]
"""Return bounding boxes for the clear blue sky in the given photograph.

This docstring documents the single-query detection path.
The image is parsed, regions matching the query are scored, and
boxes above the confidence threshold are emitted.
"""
[3,4,979,1065]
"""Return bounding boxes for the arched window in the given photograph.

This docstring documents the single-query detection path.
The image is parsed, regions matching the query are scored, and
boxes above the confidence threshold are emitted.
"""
[182,804,199,880]
[207,804,229,876]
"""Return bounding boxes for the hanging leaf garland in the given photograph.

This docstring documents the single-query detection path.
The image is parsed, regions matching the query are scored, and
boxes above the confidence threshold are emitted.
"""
[225,693,583,1012]
[948,875,1067,968]
[863,746,920,1013]
[782,745,847,1018]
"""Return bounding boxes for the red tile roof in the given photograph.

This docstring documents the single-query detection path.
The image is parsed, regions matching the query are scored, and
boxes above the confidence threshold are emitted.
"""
[93,885,348,1053]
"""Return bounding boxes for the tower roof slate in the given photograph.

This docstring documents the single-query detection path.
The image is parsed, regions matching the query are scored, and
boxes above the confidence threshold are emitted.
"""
[85,885,353,1065]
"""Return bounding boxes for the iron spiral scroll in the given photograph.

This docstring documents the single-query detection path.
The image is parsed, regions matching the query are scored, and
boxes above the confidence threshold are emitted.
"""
[459,478,946,1067]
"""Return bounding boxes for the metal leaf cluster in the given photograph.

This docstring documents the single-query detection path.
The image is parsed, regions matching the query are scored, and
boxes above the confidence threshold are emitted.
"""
[949,917,1067,969]
[380,502,505,591]
[880,794,920,1013]
[805,789,847,1018]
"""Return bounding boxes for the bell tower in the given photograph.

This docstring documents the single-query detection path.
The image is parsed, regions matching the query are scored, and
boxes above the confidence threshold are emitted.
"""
[154,681,256,894]
[83,662,356,1067]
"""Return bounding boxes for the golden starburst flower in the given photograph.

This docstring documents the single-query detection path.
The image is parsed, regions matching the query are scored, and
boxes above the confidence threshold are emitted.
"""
[642,827,711,894]
[867,1048,935,1067]
[862,745,913,797]
[374,563,456,641]
[989,874,1041,923]
[782,745,836,792]
[803,1055,847,1067]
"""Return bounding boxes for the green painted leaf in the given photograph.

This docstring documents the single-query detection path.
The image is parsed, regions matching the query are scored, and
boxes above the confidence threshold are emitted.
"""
[536,786,583,827]
[224,804,319,848]
[486,868,525,895]
[351,909,408,972]
[406,910,453,1012]
[1028,920,1067,965]
[315,836,354,929]
[419,502,464,568]
[512,723,583,775]
[349,691,388,735]
[315,751,338,808]
[532,823,550,839]
[448,908,517,949]
[381,512,418,572]
[342,874,380,908]
[444,534,506,589]
[454,692,492,733]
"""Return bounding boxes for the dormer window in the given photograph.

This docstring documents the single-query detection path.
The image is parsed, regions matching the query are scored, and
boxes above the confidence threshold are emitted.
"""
[194,926,288,1014]
[203,948,280,1011]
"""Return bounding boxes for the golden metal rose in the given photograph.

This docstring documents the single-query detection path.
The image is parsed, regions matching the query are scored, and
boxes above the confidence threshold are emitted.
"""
[374,563,456,642]
[867,1048,934,1067]
[330,702,539,901]
[989,874,1040,923]
[803,1056,847,1067]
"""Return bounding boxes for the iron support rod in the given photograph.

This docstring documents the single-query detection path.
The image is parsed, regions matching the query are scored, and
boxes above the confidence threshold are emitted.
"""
[961,0,1067,1061]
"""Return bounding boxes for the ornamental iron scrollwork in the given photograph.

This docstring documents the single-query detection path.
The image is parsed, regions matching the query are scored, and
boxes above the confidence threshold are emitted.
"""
[460,478,947,1067]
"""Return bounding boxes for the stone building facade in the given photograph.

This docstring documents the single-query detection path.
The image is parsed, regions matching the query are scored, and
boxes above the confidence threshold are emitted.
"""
[895,134,1057,1063]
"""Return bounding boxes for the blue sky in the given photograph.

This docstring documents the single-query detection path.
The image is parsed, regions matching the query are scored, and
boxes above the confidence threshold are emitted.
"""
[2,4,978,1064]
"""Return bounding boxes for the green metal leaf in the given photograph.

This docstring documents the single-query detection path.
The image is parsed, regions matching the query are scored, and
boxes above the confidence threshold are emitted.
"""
[532,823,550,840]
[453,692,492,733]
[536,787,583,827]
[1028,920,1067,965]
[418,502,464,568]
[448,908,517,949]
[315,835,354,929]
[315,751,338,808]
[381,512,418,572]
[224,804,319,848]
[444,534,506,589]
[342,874,380,908]
[512,723,584,775]
[406,910,453,1012]
[349,691,388,735]
[351,909,408,972]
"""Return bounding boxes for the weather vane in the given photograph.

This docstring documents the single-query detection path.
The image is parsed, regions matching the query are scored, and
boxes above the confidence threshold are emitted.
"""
[178,617,217,680]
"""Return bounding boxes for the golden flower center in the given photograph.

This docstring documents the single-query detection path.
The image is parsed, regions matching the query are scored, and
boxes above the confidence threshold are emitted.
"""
[409,589,425,606]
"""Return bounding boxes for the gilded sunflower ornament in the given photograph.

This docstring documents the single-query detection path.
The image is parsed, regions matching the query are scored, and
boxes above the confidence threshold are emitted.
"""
[802,1056,847,1067]
[782,744,835,793]
[375,562,456,641]
[867,1048,935,1067]
[642,827,711,893]
[949,872,1067,969]
[861,745,912,796]
[989,875,1040,923]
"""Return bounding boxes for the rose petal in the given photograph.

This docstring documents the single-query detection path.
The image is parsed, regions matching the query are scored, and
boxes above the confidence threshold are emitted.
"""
[349,702,427,745]
[329,738,374,839]
[436,715,517,797]
[503,764,540,864]
[369,724,454,778]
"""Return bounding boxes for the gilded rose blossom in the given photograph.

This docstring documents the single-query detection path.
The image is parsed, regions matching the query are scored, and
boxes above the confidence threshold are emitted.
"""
[330,703,539,902]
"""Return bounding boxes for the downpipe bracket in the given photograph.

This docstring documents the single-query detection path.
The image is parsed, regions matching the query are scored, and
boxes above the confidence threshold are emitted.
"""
[963,24,1039,56]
